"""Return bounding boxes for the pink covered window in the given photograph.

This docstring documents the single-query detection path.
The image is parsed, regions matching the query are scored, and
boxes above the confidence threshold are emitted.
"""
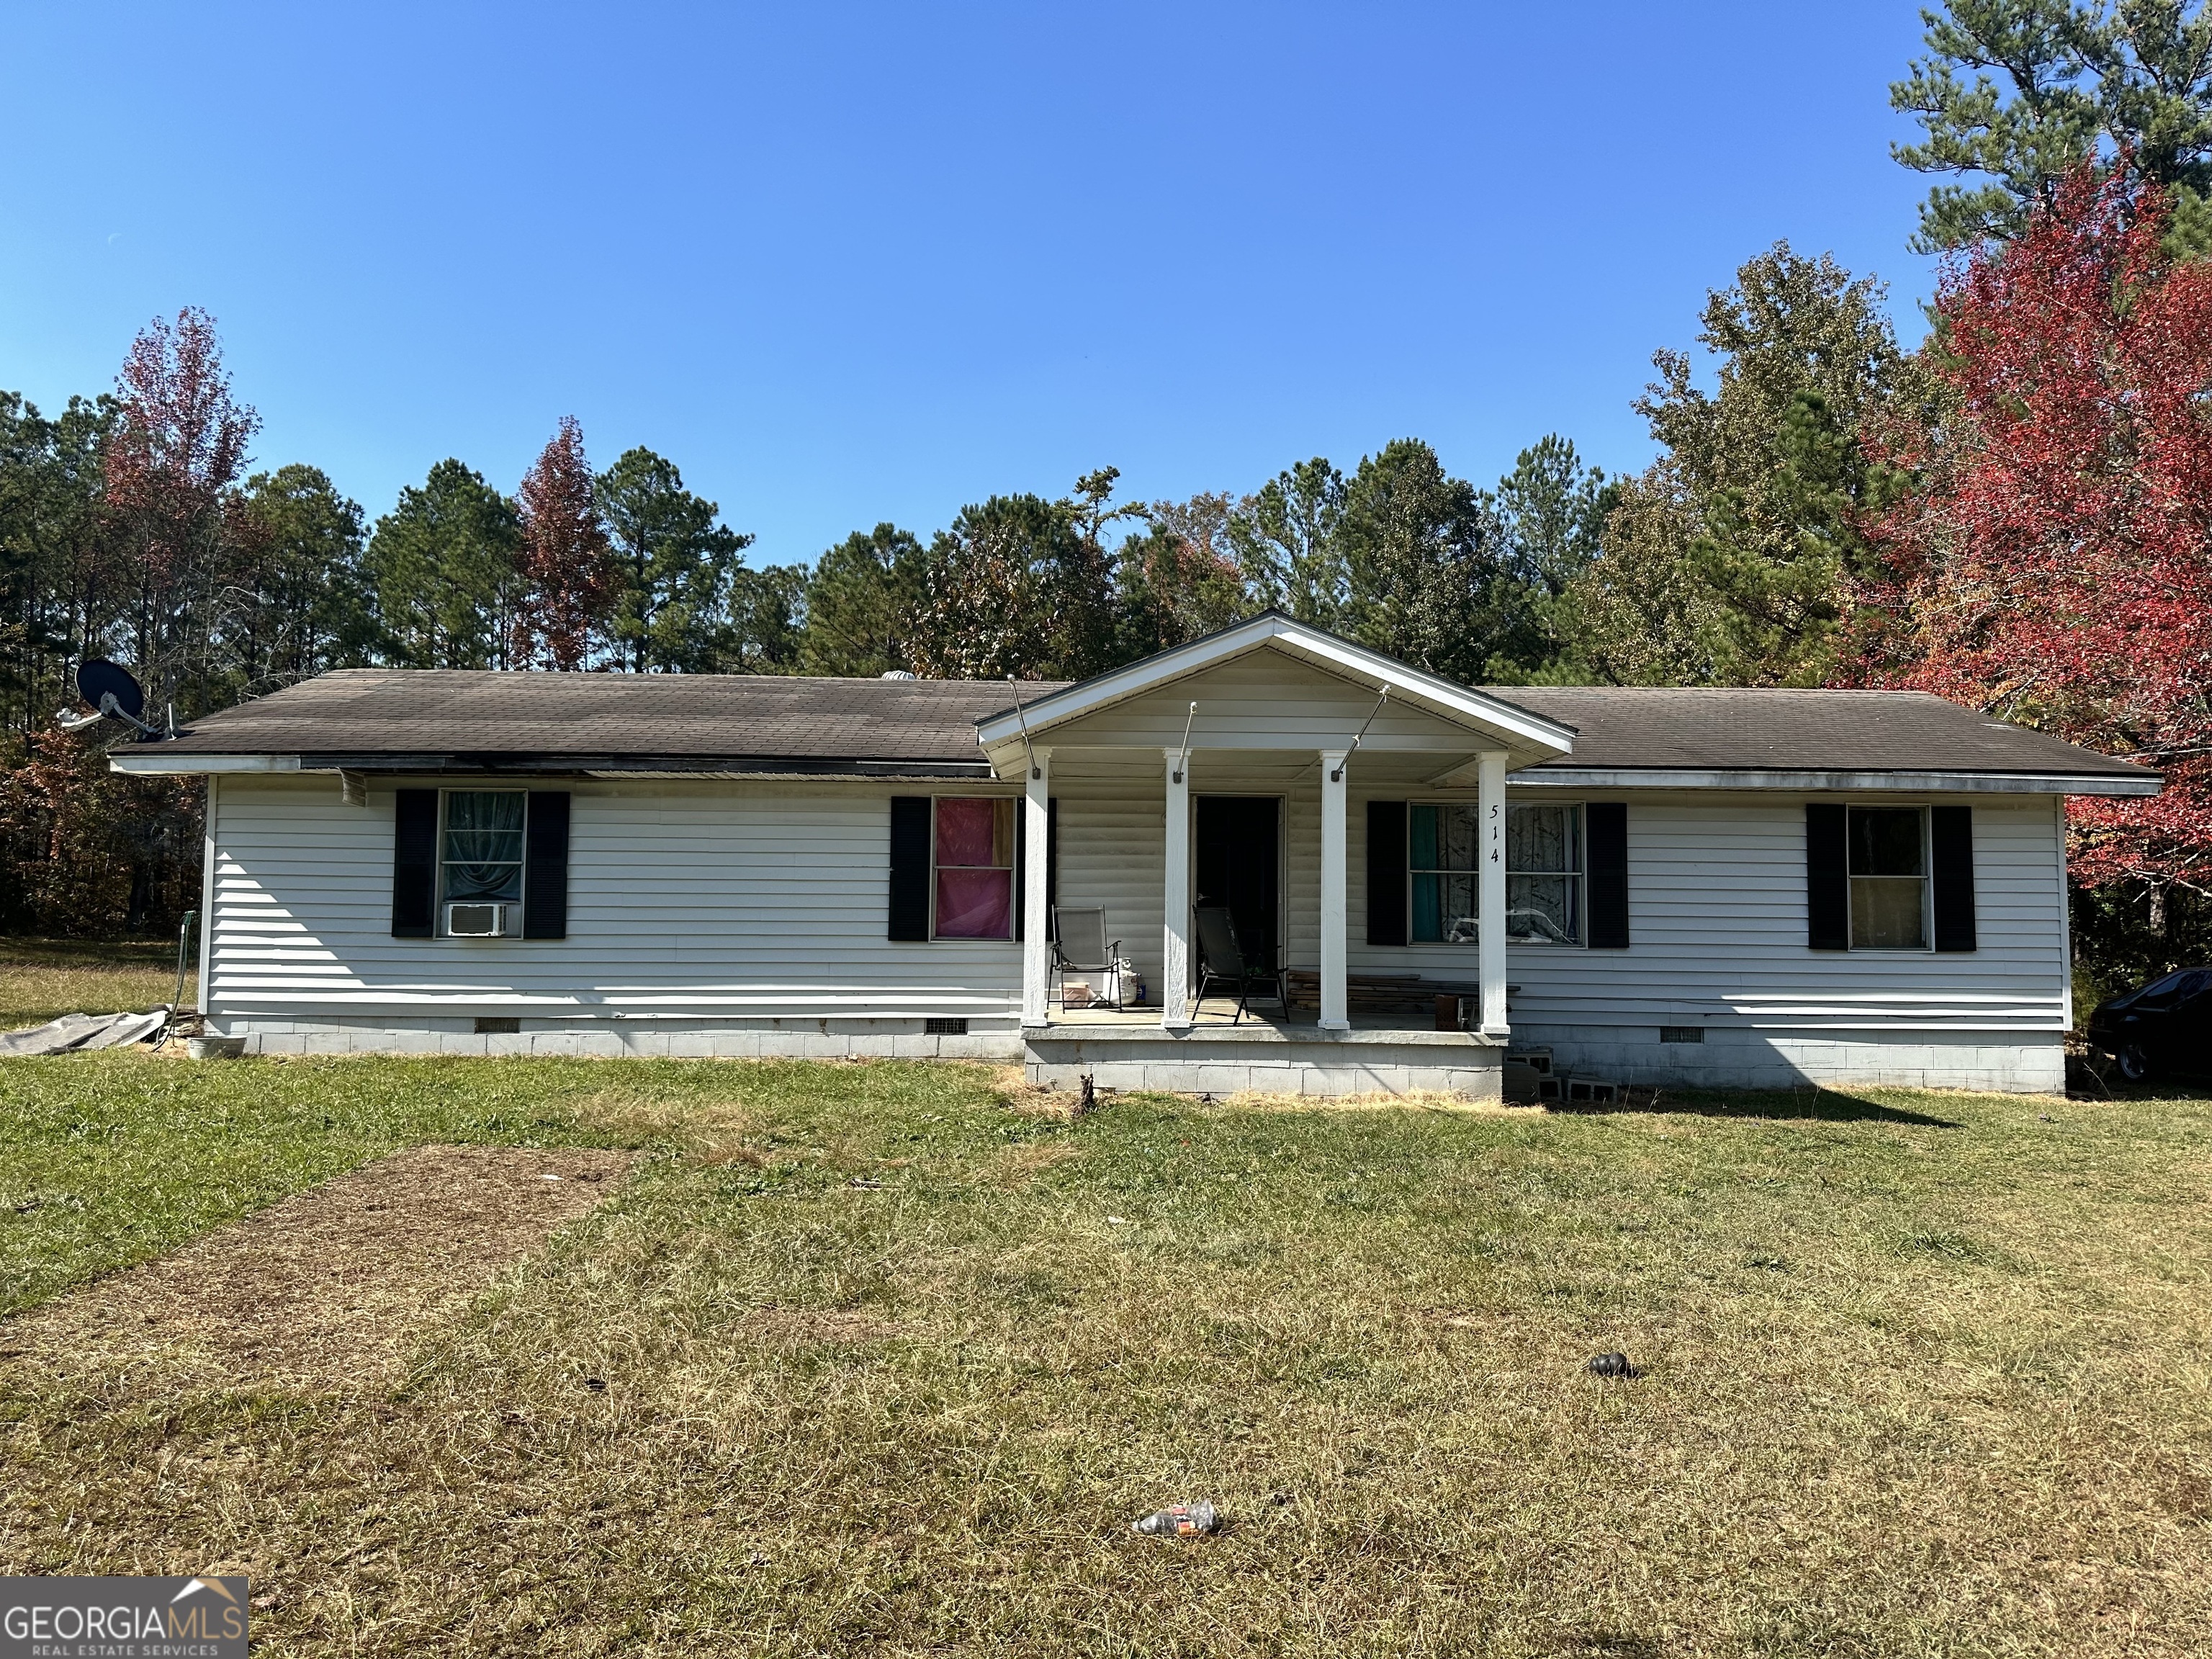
[933,797,1015,940]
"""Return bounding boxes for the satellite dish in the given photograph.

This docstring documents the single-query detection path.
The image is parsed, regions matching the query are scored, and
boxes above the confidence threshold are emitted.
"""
[76,659,145,721]
[55,657,166,737]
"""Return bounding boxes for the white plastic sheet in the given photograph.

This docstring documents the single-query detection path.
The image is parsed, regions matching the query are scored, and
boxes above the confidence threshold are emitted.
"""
[0,1007,169,1056]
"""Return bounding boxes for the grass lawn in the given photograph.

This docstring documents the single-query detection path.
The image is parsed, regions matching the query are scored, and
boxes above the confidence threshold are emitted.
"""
[0,937,192,1030]
[0,1055,2208,1657]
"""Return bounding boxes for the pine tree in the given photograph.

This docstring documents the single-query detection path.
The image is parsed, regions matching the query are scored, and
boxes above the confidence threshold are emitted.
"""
[598,446,755,673]
[367,461,523,670]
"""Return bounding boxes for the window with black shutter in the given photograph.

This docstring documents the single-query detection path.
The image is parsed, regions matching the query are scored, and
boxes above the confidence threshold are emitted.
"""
[888,796,932,941]
[1806,803,1849,950]
[523,791,570,940]
[1367,800,1407,946]
[1930,805,1977,952]
[391,789,438,938]
[1586,801,1629,948]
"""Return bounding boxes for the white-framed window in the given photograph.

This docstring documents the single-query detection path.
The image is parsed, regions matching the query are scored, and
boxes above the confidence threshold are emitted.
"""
[1408,801,1583,945]
[1848,804,1929,950]
[932,796,1015,940]
[441,790,526,932]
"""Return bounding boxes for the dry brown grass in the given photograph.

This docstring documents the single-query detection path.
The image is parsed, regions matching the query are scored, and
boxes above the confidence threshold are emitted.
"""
[1,1144,631,1392]
[1214,1086,1534,1115]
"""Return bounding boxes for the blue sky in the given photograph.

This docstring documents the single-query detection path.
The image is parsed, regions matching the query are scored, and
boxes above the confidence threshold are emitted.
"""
[1,2,1940,567]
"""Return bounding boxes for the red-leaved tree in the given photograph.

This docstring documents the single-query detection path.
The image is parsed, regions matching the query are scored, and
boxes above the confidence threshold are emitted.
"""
[1856,161,2212,920]
[513,417,616,670]
[103,307,259,713]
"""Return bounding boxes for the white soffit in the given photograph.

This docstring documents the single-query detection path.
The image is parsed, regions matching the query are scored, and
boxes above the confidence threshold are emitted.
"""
[974,614,1577,757]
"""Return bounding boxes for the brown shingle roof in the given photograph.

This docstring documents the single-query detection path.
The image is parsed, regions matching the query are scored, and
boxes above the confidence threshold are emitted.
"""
[161,669,1071,775]
[1485,685,2150,780]
[156,668,2153,785]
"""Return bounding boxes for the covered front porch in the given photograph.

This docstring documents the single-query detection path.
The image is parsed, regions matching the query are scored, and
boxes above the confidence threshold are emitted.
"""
[973,613,1576,1097]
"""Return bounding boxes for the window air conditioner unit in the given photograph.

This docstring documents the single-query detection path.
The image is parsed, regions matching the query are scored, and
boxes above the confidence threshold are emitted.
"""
[446,901,513,938]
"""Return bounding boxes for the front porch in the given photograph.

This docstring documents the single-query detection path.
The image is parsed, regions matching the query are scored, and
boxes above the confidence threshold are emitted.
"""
[974,615,1578,1099]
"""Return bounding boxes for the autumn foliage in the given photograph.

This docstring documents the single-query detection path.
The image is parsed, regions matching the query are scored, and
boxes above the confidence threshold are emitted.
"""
[1857,162,2212,903]
[513,416,616,670]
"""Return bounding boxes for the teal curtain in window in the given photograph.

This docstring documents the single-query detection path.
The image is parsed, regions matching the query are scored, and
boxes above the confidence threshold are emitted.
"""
[1410,804,1441,942]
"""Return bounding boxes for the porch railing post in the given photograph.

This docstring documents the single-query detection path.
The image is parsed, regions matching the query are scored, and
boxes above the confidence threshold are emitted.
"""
[1319,749,1349,1031]
[1478,748,1509,1037]
[1161,747,1191,1033]
[1022,745,1052,1029]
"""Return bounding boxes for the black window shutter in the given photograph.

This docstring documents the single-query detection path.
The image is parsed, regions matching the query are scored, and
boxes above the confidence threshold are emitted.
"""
[1807,802,1849,951]
[1931,805,1977,952]
[1014,799,1026,942]
[392,788,438,938]
[1047,797,1060,922]
[523,791,570,940]
[1367,799,1408,946]
[889,796,932,941]
[1586,801,1629,948]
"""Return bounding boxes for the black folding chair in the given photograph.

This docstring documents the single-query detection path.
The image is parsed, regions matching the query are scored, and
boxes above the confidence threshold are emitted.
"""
[1193,904,1285,1025]
[1052,904,1124,1010]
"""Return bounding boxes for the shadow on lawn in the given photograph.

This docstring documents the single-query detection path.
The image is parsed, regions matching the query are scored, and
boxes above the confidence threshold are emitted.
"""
[1556,1088,1963,1128]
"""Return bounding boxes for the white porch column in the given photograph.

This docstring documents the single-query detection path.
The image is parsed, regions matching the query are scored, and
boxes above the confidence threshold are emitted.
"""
[1161,747,1191,1032]
[1319,749,1349,1031]
[1022,745,1053,1028]
[1478,749,1509,1037]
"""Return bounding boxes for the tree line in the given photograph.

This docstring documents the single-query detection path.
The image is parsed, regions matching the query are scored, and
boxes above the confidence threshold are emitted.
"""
[2,0,2208,994]
[0,338,1619,736]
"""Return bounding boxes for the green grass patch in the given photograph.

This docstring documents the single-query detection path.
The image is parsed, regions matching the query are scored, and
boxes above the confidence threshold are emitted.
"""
[0,936,193,1030]
[1,1055,2208,1655]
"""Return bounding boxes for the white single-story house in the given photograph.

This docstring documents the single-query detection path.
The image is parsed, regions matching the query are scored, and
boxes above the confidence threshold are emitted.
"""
[115,613,2159,1096]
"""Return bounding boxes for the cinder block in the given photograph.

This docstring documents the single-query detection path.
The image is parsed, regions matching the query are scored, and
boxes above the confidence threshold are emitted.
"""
[1194,1064,1250,1094]
[1142,1064,1202,1092]
[940,1035,1024,1060]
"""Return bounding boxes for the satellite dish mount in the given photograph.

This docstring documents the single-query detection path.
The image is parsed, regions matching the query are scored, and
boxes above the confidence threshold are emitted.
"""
[58,659,167,739]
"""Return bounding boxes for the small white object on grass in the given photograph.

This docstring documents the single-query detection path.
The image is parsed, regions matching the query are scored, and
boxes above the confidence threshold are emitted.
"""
[1106,1216,1130,1226]
[540,1174,564,1182]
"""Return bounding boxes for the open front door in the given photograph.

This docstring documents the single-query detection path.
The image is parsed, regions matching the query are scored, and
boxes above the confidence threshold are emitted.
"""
[1194,796,1281,974]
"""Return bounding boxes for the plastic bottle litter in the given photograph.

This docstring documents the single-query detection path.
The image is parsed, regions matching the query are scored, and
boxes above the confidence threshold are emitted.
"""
[1131,1499,1218,1537]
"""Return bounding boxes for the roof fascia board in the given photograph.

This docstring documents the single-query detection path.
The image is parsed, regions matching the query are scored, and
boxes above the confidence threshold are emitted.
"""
[109,752,993,780]
[108,753,301,775]
[974,615,1575,752]
[1495,765,2159,796]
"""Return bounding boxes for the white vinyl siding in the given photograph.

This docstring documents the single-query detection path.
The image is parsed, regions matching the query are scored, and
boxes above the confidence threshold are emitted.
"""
[1357,790,2067,1033]
[205,778,1020,1024]
[204,778,2069,1040]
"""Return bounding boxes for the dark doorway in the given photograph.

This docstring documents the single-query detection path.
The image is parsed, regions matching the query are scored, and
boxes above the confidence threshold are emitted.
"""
[1195,796,1281,973]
